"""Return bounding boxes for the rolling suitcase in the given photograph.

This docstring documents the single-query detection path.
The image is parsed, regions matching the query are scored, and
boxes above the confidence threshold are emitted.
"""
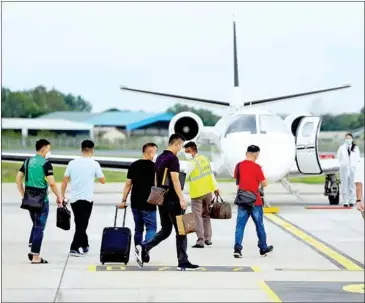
[100,206,131,265]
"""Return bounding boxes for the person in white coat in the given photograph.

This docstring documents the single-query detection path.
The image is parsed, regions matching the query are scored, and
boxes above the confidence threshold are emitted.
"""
[337,133,360,207]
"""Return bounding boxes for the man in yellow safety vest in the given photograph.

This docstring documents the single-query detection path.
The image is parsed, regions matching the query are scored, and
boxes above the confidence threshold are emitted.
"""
[184,141,219,248]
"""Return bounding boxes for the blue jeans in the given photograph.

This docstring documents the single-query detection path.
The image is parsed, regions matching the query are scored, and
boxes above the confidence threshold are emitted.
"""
[132,208,157,246]
[234,205,268,251]
[29,202,49,255]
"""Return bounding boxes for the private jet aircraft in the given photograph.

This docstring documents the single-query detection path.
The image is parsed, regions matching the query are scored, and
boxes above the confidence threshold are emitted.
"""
[1,20,356,205]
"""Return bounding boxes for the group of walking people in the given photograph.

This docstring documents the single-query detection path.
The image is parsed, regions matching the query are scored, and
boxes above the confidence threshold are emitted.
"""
[16,135,274,269]
[17,132,363,267]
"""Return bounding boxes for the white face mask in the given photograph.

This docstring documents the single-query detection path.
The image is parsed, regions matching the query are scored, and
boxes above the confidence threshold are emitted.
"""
[152,155,157,162]
[45,151,52,159]
[345,139,353,145]
[184,152,193,160]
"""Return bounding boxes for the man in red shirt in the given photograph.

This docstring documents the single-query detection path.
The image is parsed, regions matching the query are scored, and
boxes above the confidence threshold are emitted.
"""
[233,145,273,258]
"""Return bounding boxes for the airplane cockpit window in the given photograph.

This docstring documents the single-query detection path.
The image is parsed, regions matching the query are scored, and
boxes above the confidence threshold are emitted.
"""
[259,114,289,134]
[224,115,257,136]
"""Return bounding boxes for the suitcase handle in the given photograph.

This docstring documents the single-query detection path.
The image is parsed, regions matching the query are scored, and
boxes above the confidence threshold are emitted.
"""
[114,205,128,228]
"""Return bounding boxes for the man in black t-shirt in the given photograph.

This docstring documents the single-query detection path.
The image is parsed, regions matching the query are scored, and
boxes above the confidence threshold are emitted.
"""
[135,134,200,271]
[119,143,158,260]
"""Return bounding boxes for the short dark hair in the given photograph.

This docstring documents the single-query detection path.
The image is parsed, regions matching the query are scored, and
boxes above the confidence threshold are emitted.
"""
[184,141,197,152]
[247,145,260,153]
[168,133,185,145]
[142,142,158,153]
[35,139,50,151]
[81,140,95,152]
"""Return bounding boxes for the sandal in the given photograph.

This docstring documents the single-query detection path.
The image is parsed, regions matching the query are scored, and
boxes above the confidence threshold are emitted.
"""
[31,258,48,264]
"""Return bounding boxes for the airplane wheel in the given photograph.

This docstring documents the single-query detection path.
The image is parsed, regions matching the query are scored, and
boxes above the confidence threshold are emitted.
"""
[329,191,340,205]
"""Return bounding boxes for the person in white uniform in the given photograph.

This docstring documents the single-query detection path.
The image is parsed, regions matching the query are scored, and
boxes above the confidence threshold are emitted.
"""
[354,157,364,214]
[336,133,360,207]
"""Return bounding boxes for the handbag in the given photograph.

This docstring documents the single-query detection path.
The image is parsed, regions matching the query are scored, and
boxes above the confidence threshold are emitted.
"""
[210,194,232,219]
[147,168,169,206]
[233,162,257,208]
[176,210,196,235]
[56,202,71,231]
[20,159,47,211]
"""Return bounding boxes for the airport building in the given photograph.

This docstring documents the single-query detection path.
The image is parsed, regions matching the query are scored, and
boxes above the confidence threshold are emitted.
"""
[2,109,174,143]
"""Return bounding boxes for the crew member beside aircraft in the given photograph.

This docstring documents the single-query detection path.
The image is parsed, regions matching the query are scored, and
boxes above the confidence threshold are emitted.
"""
[337,133,360,207]
[184,141,219,248]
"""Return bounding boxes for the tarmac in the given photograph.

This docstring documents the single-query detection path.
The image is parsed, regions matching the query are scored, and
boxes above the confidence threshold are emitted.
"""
[1,182,364,302]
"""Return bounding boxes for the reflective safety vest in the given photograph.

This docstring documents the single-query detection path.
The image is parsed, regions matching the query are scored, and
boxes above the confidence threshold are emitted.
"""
[188,155,216,198]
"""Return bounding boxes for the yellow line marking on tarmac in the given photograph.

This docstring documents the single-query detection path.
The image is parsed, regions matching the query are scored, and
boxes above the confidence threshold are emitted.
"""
[251,266,261,272]
[88,265,96,271]
[258,281,282,302]
[276,268,363,272]
[265,214,363,271]
[199,267,207,271]
[158,267,171,271]
[233,267,242,272]
[343,283,364,294]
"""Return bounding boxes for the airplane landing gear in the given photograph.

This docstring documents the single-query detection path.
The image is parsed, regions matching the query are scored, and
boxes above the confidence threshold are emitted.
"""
[324,174,340,205]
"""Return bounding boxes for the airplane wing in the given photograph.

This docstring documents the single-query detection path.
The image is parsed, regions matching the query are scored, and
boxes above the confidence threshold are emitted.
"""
[120,85,351,108]
[1,152,217,174]
[1,153,136,170]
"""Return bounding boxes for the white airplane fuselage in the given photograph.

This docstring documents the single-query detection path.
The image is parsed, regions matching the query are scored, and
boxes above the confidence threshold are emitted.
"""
[200,107,296,182]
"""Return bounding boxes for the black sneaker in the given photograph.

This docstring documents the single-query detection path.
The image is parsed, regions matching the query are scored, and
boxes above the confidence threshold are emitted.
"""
[260,245,274,256]
[349,203,354,207]
[233,249,242,258]
[344,203,349,207]
[142,250,150,263]
[205,240,212,246]
[177,261,199,271]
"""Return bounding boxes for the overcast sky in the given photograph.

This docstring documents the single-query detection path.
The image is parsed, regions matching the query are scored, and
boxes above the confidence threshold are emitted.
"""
[2,2,364,116]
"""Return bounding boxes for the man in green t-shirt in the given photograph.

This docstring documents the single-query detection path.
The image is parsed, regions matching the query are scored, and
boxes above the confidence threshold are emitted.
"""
[16,139,63,264]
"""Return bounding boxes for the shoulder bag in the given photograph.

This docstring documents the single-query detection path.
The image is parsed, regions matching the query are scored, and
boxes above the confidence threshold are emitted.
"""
[233,162,257,208]
[147,167,169,206]
[20,158,47,211]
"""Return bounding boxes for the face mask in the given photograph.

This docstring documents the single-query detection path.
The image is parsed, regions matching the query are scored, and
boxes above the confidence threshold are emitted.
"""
[152,155,157,162]
[184,153,193,160]
[345,139,353,145]
[45,151,52,159]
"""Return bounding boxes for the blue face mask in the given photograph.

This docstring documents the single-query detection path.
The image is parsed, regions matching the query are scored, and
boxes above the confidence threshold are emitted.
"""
[345,138,353,145]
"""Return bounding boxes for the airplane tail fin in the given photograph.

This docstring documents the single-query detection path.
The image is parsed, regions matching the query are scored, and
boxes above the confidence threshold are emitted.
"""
[231,17,243,109]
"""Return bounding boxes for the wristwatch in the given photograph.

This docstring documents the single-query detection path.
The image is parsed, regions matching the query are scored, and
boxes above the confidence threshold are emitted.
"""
[356,199,362,203]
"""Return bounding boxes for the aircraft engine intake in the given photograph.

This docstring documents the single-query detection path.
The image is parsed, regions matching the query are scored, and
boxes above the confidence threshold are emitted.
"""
[168,112,204,142]
[284,112,313,136]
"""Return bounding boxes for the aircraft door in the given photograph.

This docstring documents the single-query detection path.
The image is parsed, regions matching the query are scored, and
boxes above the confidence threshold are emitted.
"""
[295,116,323,174]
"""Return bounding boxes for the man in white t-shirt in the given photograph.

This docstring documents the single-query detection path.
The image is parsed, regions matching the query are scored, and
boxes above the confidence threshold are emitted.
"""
[61,140,106,257]
[354,157,364,214]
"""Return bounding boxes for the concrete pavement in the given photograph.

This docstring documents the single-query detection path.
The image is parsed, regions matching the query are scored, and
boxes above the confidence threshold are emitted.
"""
[1,183,364,302]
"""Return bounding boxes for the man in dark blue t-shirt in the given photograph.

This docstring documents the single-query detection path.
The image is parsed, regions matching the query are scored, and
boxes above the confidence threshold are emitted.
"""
[135,134,199,271]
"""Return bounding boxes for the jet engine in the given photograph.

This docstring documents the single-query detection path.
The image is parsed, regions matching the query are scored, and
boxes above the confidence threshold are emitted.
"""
[168,112,204,142]
[284,112,312,136]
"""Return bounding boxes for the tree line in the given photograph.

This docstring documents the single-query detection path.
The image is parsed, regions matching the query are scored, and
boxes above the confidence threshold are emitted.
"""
[1,86,363,132]
[1,86,92,118]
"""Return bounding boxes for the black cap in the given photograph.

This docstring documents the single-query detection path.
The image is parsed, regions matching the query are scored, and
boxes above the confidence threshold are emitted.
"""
[247,145,260,153]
